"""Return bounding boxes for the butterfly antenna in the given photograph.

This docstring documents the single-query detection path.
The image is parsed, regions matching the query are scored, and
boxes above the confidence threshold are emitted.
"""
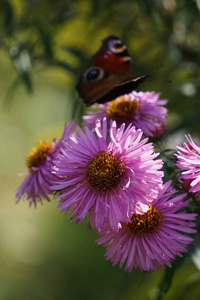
[149,76,173,84]
[146,64,173,84]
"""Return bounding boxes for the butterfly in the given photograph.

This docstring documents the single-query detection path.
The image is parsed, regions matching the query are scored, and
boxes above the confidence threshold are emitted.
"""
[76,35,148,106]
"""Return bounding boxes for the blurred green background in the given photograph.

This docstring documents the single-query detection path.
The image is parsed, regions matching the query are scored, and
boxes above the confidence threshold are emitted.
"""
[0,1,200,299]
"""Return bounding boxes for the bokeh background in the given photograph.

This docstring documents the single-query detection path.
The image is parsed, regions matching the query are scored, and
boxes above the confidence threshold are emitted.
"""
[1,1,200,299]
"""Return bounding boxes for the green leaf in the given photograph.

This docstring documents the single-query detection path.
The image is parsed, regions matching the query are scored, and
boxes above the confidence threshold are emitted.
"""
[2,77,20,111]
[2,0,13,29]
[10,42,32,93]
[37,25,54,58]
[70,90,85,124]
[61,45,90,66]
[56,60,78,76]
[156,257,185,300]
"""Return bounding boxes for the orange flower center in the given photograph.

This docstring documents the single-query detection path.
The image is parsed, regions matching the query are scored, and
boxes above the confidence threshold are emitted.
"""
[125,205,162,235]
[106,96,140,123]
[26,141,54,172]
[85,151,125,191]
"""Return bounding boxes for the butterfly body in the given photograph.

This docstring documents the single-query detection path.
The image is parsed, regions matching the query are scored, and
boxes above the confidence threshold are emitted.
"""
[76,36,148,106]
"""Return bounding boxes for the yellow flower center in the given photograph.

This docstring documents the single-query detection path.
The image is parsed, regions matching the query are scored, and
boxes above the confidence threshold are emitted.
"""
[106,96,140,123]
[85,151,125,191]
[126,206,162,235]
[26,141,54,172]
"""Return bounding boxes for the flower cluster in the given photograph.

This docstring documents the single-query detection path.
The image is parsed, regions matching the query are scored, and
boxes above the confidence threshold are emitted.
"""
[175,134,200,200]
[83,91,168,138]
[51,118,163,230]
[16,90,198,272]
[96,181,196,272]
[16,121,75,206]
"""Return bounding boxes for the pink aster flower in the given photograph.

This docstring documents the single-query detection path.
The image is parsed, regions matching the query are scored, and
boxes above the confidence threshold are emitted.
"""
[83,91,168,138]
[175,134,200,200]
[96,180,197,272]
[52,118,164,229]
[15,122,75,206]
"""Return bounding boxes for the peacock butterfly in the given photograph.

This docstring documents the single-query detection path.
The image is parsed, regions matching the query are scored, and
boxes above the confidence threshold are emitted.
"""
[76,35,148,106]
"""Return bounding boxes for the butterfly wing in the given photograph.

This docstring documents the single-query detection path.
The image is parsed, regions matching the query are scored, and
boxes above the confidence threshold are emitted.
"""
[93,35,132,74]
[76,69,122,106]
[76,72,148,106]
[95,75,148,105]
[76,36,147,106]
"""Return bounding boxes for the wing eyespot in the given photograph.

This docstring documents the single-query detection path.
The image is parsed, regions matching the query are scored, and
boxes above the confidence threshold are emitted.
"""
[84,67,105,82]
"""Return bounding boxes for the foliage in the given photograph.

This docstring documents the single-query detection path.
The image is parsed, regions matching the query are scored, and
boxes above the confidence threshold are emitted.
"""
[1,0,200,131]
